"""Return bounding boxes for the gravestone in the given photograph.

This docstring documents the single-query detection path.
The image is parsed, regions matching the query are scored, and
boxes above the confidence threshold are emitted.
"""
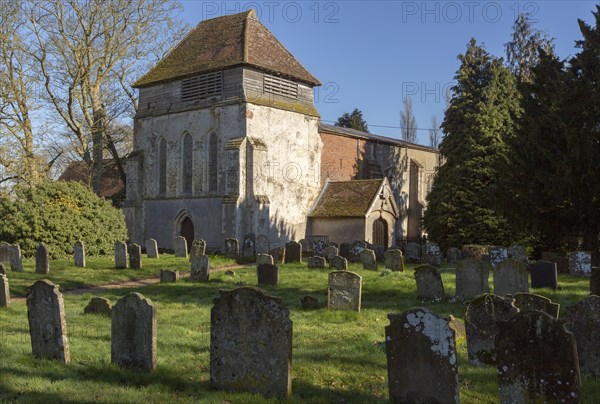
[569,251,592,276]
[349,240,367,262]
[508,244,528,263]
[496,311,581,403]
[111,292,156,371]
[27,280,70,363]
[422,242,442,266]
[145,238,159,259]
[225,238,239,259]
[210,287,292,398]
[300,295,319,310]
[35,243,49,274]
[592,266,600,296]
[461,244,488,260]
[384,249,404,271]
[414,265,445,301]
[404,242,421,263]
[114,241,128,269]
[328,271,362,311]
[464,294,518,365]
[73,240,85,267]
[255,235,270,254]
[361,248,378,270]
[0,241,10,263]
[512,293,560,318]
[190,239,206,258]
[160,269,179,283]
[329,255,348,271]
[371,244,385,261]
[488,246,509,268]
[285,241,302,263]
[455,258,490,300]
[9,244,22,272]
[299,239,309,254]
[190,254,209,282]
[446,247,461,264]
[174,236,188,258]
[256,254,274,265]
[243,233,255,258]
[307,256,326,269]
[312,239,326,257]
[530,260,557,290]
[564,296,600,377]
[324,245,339,261]
[339,242,350,260]
[386,308,459,404]
[128,243,142,269]
[447,315,466,341]
[0,274,10,307]
[84,297,112,316]
[542,251,569,273]
[270,247,285,264]
[257,264,278,286]
[493,259,528,296]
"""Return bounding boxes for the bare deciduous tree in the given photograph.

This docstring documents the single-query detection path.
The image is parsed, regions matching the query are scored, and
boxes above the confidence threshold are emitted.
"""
[400,96,418,143]
[428,115,442,148]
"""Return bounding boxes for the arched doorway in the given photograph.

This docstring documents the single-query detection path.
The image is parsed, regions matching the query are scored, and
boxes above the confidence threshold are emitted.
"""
[180,217,195,252]
[372,218,388,247]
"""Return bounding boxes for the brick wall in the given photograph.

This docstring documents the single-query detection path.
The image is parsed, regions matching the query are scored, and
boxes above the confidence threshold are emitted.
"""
[320,132,368,184]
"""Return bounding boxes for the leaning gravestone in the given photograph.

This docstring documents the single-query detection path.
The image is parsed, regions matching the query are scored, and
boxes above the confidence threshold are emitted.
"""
[324,245,338,261]
[242,234,255,258]
[35,243,49,274]
[404,242,421,263]
[422,242,442,266]
[512,293,560,318]
[307,256,325,269]
[160,269,179,283]
[74,240,85,267]
[386,308,459,404]
[174,236,188,258]
[0,274,10,307]
[446,247,461,264]
[84,297,112,316]
[27,280,70,363]
[569,251,592,276]
[541,251,569,274]
[530,260,557,290]
[493,259,528,296]
[190,239,206,259]
[225,238,239,260]
[464,294,518,365]
[496,310,581,403]
[564,296,600,377]
[329,255,348,271]
[9,244,22,272]
[339,242,350,260]
[257,264,278,286]
[285,241,302,263]
[270,247,285,264]
[128,243,142,269]
[385,249,404,271]
[114,241,128,269]
[145,238,159,259]
[210,287,292,398]
[414,265,445,301]
[349,240,367,262]
[361,249,378,270]
[111,292,156,371]
[190,254,209,282]
[328,271,362,311]
[256,254,274,265]
[591,267,600,296]
[488,246,509,268]
[455,258,490,300]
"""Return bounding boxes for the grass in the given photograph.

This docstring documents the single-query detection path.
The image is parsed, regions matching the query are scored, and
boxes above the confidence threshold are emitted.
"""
[0,258,599,403]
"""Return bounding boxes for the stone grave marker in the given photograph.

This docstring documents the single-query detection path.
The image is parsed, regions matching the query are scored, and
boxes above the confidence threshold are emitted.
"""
[27,280,70,363]
[174,236,188,258]
[225,238,239,260]
[541,251,569,273]
[307,256,325,269]
[190,239,206,259]
[446,247,461,264]
[569,251,592,276]
[339,242,350,260]
[349,240,367,262]
[160,269,179,283]
[114,241,128,269]
[328,271,362,311]
[243,233,255,258]
[361,248,378,270]
[493,259,528,296]
[404,242,421,263]
[257,264,278,286]
[564,296,600,377]
[512,293,560,318]
[111,292,156,371]
[386,308,459,404]
[455,258,490,300]
[414,265,445,301]
[384,249,404,271]
[270,247,285,264]
[190,254,209,282]
[422,242,442,266]
[312,239,327,257]
[530,260,557,290]
[508,244,528,263]
[592,266,600,296]
[210,287,292,398]
[489,246,509,268]
[9,244,22,272]
[73,240,85,267]
[299,239,309,254]
[447,315,466,341]
[145,238,159,259]
[128,243,142,269]
[300,295,318,309]
[372,244,385,261]
[0,241,10,263]
[0,274,10,307]
[329,255,348,271]
[324,245,339,261]
[464,293,518,365]
[256,254,274,265]
[496,310,581,403]
[84,297,112,316]
[285,241,302,263]
[35,243,49,274]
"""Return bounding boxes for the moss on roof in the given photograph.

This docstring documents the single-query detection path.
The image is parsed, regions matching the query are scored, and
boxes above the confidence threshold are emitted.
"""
[309,179,383,218]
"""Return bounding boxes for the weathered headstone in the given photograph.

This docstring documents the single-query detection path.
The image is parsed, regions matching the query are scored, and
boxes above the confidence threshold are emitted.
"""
[328,271,362,311]
[190,253,209,282]
[225,238,239,260]
[0,274,10,307]
[160,269,179,283]
[339,242,350,260]
[300,295,319,310]
[404,242,421,263]
[461,244,488,260]
[128,243,142,269]
[464,293,518,365]
[446,247,461,264]
[0,241,10,263]
[285,241,302,263]
[73,240,85,267]
[256,254,274,265]
[307,256,326,269]
[493,259,528,296]
[569,251,592,276]
[349,240,367,262]
[329,255,348,271]
[541,251,569,273]
[564,296,600,377]
[114,241,128,269]
[242,233,255,258]
[174,236,188,258]
[512,293,560,318]
[496,311,581,403]
[111,292,156,371]
[35,243,49,274]
[386,308,459,404]
[422,242,442,266]
[210,287,292,398]
[488,246,509,268]
[145,238,159,259]
[84,297,112,316]
[455,258,490,300]
[592,266,600,296]
[324,245,339,261]
[312,239,327,257]
[9,244,22,272]
[190,239,206,259]
[530,260,557,290]
[270,247,285,264]
[414,265,445,301]
[361,248,378,270]
[27,280,70,363]
[384,249,404,271]
[257,264,278,286]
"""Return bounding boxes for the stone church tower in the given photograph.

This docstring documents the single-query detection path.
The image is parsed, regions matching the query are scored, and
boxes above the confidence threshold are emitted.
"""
[124,10,322,251]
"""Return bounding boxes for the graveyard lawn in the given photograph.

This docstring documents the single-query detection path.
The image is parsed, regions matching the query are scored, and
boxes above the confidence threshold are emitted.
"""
[0,261,599,403]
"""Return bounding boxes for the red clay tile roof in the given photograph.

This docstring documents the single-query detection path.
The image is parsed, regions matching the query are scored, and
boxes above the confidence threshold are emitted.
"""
[59,160,124,198]
[134,10,320,88]
[309,179,383,218]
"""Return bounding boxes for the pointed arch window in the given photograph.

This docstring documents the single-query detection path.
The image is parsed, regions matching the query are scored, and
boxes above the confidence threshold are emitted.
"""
[208,133,218,192]
[158,138,167,195]
[182,133,193,194]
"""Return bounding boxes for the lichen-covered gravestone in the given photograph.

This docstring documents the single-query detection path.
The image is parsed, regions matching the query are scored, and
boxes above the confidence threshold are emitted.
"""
[386,308,459,404]
[384,249,404,271]
[445,247,461,264]
[404,242,421,263]
[0,274,10,307]
[27,280,70,363]
[84,297,112,316]
[349,240,367,262]
[493,259,528,296]
[35,243,49,274]
[328,271,362,311]
[361,248,378,270]
[464,294,518,365]
[173,236,188,258]
[256,254,274,265]
[455,258,490,300]
[569,251,592,276]
[111,292,156,372]
[160,269,179,283]
[145,238,159,259]
[257,264,278,286]
[307,256,325,269]
[329,255,348,271]
[190,254,209,282]
[529,260,557,290]
[128,243,142,269]
[489,246,509,268]
[495,311,581,403]
[285,241,302,263]
[9,244,22,272]
[225,238,239,260]
[414,265,445,300]
[422,242,442,266]
[324,245,339,261]
[210,287,292,398]
[114,241,128,269]
[190,239,206,260]
[512,293,560,318]
[73,240,85,267]
[564,296,600,377]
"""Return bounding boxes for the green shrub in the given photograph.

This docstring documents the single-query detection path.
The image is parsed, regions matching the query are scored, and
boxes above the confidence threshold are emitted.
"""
[0,181,127,258]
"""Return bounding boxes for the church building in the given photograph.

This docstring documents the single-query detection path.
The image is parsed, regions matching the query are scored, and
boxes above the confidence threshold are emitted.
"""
[124,10,440,253]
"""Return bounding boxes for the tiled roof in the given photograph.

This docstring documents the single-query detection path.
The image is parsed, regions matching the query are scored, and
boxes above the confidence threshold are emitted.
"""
[134,10,320,88]
[59,160,124,198]
[309,179,383,218]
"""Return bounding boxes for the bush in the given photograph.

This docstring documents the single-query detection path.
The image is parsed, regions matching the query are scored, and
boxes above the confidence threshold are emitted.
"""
[0,181,128,258]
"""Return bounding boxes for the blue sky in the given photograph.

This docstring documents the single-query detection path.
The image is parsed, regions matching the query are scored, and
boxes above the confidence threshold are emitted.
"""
[180,1,598,144]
